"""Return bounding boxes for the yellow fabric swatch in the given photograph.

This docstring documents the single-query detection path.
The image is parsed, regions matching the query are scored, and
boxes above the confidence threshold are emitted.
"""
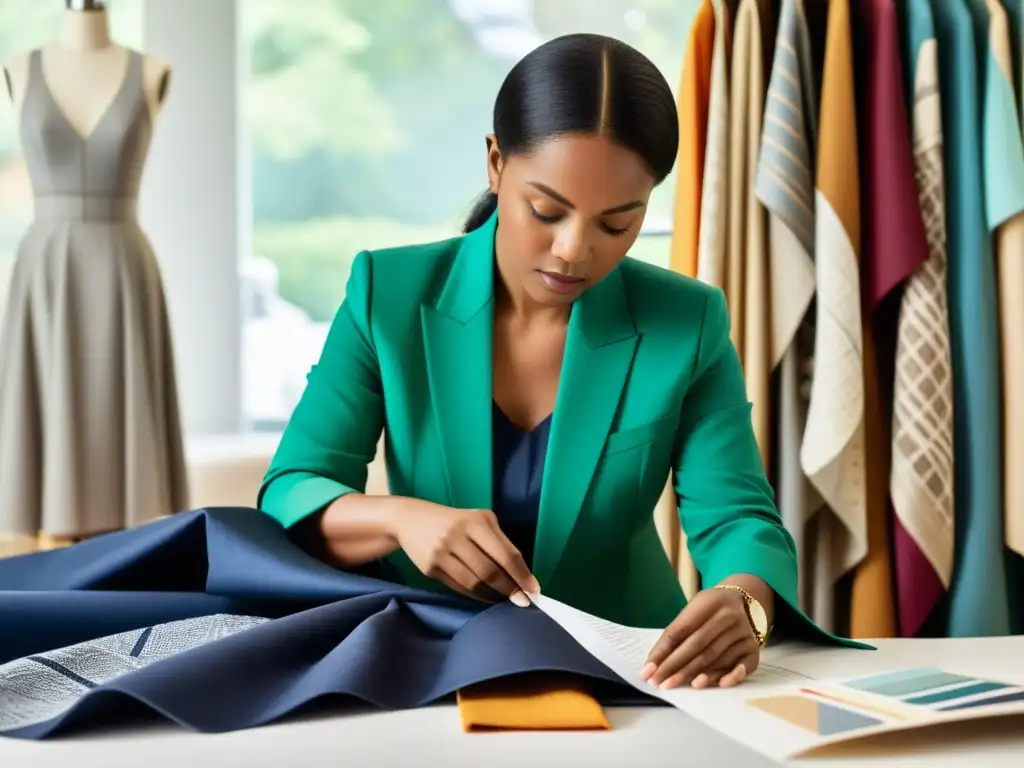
[456,674,611,732]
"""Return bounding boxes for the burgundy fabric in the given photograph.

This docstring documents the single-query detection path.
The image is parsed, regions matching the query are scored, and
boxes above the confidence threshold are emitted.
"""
[857,0,943,637]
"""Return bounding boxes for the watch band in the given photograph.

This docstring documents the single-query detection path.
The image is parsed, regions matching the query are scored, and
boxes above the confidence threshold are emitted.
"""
[713,584,770,646]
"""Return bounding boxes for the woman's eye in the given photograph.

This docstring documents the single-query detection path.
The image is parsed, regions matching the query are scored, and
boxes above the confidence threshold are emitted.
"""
[601,223,630,236]
[528,205,563,224]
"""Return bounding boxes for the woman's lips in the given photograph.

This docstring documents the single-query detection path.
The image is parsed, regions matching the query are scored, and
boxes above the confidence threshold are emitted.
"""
[538,270,587,294]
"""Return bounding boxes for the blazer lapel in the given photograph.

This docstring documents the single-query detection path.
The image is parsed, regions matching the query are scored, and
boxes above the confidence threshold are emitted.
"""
[421,215,496,512]
[533,267,639,587]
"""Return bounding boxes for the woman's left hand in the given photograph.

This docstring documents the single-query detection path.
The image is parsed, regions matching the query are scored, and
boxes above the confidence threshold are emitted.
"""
[640,586,761,690]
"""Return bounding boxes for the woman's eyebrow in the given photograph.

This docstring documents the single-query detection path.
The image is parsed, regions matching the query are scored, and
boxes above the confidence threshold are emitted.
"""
[526,181,645,214]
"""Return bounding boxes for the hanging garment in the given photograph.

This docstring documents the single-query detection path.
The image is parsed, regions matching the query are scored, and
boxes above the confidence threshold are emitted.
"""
[696,0,732,288]
[850,0,934,640]
[979,0,1024,563]
[895,0,956,639]
[659,0,732,601]
[801,0,869,631]
[668,0,716,278]
[726,0,772,468]
[754,0,829,629]
[932,0,1010,638]
[979,0,1024,635]
[0,50,189,551]
[657,0,716,599]
[1005,1,1024,125]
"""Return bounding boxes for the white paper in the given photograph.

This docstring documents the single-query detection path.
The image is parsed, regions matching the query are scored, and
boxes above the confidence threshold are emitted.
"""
[529,594,1024,760]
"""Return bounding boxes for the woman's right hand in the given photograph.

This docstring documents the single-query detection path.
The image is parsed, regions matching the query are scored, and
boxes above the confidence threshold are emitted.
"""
[392,499,540,607]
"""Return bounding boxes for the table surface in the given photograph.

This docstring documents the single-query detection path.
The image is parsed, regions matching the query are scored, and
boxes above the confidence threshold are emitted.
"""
[1,700,1021,767]
[3,636,1024,767]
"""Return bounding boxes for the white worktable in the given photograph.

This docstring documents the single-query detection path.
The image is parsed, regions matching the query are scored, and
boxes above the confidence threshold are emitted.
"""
[0,701,1020,768]
[2,638,1023,767]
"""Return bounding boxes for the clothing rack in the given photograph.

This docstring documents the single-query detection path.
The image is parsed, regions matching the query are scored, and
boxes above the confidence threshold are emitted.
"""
[657,0,1024,641]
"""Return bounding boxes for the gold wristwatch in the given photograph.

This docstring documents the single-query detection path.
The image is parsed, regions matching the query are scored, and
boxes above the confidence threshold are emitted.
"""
[714,584,771,647]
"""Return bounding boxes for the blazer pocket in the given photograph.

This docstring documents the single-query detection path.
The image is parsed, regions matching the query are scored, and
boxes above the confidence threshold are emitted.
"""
[604,415,677,457]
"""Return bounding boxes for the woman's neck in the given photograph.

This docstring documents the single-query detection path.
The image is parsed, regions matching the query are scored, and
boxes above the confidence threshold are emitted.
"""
[58,8,112,51]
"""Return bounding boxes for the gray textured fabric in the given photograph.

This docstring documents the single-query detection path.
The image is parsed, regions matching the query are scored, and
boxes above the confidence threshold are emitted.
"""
[0,614,266,732]
[0,49,189,538]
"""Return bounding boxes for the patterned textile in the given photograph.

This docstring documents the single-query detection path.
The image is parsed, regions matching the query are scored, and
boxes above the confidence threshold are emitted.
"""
[754,0,831,628]
[802,0,868,587]
[0,509,662,740]
[894,3,956,638]
[0,614,266,732]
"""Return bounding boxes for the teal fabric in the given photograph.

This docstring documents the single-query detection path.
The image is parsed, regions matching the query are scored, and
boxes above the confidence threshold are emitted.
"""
[932,0,1010,637]
[971,0,1024,228]
[1004,0,1024,126]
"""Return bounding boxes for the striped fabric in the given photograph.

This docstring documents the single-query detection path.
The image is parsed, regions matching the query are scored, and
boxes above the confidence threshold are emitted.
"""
[753,0,831,628]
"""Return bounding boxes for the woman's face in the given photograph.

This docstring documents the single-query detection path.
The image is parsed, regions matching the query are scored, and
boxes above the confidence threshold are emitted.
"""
[487,133,655,307]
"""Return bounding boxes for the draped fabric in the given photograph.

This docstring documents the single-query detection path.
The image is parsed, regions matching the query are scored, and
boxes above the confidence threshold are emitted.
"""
[0,509,646,740]
[848,0,921,641]
[933,0,1010,638]
[803,0,868,612]
[896,0,957,639]
[669,0,715,279]
[657,0,716,599]
[727,0,772,467]
[659,0,734,602]
[696,0,733,289]
[982,0,1024,565]
[1007,1,1024,122]
[754,0,828,628]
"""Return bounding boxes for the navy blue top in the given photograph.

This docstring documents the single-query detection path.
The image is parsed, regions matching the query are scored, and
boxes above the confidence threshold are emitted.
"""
[491,402,551,569]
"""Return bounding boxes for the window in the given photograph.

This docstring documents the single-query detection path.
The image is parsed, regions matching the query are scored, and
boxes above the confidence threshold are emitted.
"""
[241,0,697,431]
[0,1,143,320]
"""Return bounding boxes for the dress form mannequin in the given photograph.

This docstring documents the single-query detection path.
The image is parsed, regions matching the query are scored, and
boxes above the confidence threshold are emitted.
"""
[3,1,172,130]
[0,0,189,557]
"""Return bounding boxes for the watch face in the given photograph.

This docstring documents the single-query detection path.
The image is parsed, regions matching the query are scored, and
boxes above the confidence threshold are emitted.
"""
[748,599,769,635]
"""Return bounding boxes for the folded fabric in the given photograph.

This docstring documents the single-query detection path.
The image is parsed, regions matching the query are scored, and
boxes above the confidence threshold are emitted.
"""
[0,509,656,740]
[457,674,612,731]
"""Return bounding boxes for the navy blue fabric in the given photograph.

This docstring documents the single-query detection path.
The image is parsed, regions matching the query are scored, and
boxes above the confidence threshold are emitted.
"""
[492,402,551,568]
[0,508,655,739]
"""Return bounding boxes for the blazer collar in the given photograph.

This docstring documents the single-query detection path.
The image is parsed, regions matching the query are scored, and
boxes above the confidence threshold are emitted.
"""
[432,208,637,347]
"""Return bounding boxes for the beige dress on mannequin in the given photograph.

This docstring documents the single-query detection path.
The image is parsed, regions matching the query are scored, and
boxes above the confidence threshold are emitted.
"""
[0,10,188,557]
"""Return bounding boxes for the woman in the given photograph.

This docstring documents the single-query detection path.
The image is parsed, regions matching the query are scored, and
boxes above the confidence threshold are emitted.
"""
[259,33,846,692]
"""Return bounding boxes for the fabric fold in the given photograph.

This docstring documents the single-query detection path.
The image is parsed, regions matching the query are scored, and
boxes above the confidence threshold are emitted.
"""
[669,0,716,278]
[754,0,830,629]
[802,0,868,608]
[933,0,1010,638]
[727,0,772,467]
[982,0,1024,565]
[894,0,956,638]
[0,509,649,740]
[658,0,716,599]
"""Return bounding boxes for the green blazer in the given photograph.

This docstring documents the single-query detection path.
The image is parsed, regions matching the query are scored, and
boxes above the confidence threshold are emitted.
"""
[259,211,860,647]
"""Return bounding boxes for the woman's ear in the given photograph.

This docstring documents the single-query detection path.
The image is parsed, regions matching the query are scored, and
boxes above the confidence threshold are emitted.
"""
[485,134,503,194]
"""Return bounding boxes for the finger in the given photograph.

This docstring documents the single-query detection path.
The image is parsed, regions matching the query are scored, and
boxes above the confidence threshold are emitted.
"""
[721,649,760,687]
[643,595,721,673]
[652,618,748,688]
[452,539,525,602]
[718,662,749,688]
[437,552,504,602]
[472,519,540,594]
[670,626,753,689]
[695,644,761,690]
[688,640,756,689]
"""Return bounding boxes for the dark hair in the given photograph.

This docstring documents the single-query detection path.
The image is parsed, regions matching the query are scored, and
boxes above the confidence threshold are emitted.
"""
[462,33,678,233]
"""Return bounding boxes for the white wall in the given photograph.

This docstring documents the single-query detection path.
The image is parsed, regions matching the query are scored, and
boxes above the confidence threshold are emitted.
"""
[139,0,244,436]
